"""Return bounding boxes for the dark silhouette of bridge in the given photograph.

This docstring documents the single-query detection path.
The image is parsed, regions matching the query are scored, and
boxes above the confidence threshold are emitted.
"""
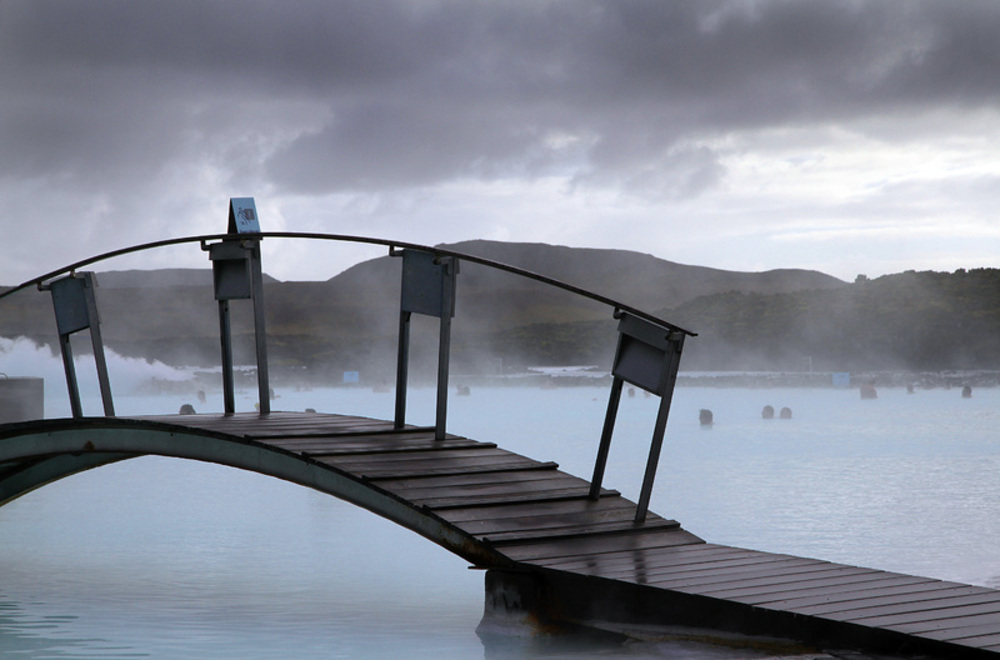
[2,198,999,659]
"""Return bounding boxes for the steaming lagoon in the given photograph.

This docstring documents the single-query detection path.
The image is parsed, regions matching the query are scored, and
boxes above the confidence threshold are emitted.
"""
[1,353,999,658]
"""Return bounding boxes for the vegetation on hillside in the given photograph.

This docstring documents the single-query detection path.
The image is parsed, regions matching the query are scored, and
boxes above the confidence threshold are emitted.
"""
[2,242,998,381]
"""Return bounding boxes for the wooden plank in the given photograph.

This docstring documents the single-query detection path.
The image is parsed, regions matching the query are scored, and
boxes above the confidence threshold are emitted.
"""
[645,560,855,593]
[249,424,430,439]
[643,553,828,578]
[414,487,620,510]
[551,554,819,584]
[849,600,1000,628]
[764,581,983,613]
[453,499,641,536]
[937,632,1000,648]
[532,544,759,572]
[484,517,681,545]
[565,552,824,583]
[264,435,493,455]
[703,572,933,603]
[246,421,401,438]
[833,593,1000,630]
[743,574,942,607]
[142,412,399,437]
[319,449,544,470]
[326,457,560,479]
[439,495,635,524]
[587,548,803,575]
[398,477,590,501]
[323,447,530,468]
[685,566,885,597]
[498,529,705,562]
[793,585,1000,617]
[375,469,567,492]
[918,621,1000,643]
[261,429,439,443]
[890,612,1000,639]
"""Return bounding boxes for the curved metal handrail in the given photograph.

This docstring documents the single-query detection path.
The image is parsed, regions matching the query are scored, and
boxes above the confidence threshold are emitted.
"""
[0,231,695,336]
[1,228,693,522]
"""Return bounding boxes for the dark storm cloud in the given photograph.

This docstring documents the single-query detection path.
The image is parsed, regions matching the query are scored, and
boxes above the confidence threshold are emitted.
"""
[2,0,999,194]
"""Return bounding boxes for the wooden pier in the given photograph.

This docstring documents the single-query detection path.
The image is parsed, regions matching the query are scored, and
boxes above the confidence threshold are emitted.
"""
[2,410,992,658]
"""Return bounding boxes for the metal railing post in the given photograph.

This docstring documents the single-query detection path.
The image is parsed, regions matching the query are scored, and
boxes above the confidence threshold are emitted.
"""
[203,198,269,415]
[435,265,455,440]
[57,331,82,418]
[591,311,685,523]
[218,299,236,414]
[249,241,270,414]
[41,272,115,418]
[634,333,683,522]
[589,375,623,499]
[394,310,411,429]
[393,249,458,440]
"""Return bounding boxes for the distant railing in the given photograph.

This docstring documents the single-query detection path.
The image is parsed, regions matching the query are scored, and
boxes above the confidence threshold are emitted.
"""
[0,198,695,522]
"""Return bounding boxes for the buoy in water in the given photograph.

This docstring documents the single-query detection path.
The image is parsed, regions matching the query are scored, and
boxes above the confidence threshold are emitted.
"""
[699,409,713,426]
[762,405,775,419]
[178,403,196,415]
[962,385,972,398]
[779,407,792,419]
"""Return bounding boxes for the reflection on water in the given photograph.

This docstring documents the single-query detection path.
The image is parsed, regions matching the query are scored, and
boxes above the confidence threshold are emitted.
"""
[1,383,998,658]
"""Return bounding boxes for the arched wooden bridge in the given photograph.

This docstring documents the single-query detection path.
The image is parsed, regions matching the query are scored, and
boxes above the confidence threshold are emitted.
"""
[2,198,999,658]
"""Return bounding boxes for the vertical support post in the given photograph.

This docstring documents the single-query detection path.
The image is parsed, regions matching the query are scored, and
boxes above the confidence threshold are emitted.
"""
[589,375,624,499]
[394,311,411,429]
[591,311,687,523]
[219,299,236,414]
[42,272,115,418]
[249,243,270,415]
[85,280,115,417]
[634,334,683,523]
[393,249,458,439]
[204,197,267,415]
[435,272,454,440]
[58,332,83,418]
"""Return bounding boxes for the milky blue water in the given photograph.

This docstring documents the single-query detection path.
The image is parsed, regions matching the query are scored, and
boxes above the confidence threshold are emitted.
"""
[2,351,999,658]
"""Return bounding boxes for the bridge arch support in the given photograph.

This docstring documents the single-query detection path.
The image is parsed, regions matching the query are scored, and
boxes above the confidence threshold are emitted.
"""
[0,418,508,567]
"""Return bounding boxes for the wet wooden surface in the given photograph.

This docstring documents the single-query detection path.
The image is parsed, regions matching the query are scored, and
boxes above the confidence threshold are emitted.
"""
[134,411,1000,657]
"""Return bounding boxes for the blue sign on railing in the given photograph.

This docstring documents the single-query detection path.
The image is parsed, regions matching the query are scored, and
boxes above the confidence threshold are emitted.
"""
[228,197,260,234]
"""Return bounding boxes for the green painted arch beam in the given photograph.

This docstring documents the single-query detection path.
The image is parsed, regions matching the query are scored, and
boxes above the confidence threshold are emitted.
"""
[0,418,510,568]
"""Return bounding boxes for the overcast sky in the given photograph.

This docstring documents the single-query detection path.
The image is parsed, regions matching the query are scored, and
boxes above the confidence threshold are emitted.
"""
[2,0,999,285]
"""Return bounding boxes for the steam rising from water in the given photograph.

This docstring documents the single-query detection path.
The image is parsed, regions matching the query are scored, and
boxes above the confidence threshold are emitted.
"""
[0,336,193,399]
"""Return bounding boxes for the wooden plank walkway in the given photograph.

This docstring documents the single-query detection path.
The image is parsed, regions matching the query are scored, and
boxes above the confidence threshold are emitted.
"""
[134,411,1000,658]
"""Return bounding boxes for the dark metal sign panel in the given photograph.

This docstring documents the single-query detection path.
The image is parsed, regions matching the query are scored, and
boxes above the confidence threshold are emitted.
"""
[400,250,457,318]
[612,313,680,396]
[50,274,95,336]
[209,240,254,301]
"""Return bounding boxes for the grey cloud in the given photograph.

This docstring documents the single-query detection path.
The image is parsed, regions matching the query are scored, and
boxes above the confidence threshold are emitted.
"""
[3,0,999,195]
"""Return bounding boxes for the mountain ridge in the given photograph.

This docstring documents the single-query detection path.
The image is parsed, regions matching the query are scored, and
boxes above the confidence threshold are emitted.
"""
[6,240,989,379]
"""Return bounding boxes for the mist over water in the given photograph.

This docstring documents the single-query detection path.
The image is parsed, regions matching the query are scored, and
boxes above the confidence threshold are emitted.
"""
[1,337,999,658]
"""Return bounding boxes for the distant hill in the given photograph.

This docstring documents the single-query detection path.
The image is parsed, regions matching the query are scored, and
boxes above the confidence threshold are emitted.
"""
[31,240,1000,384]
[662,268,1000,372]
[319,241,845,342]
[435,240,845,308]
[328,240,844,318]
